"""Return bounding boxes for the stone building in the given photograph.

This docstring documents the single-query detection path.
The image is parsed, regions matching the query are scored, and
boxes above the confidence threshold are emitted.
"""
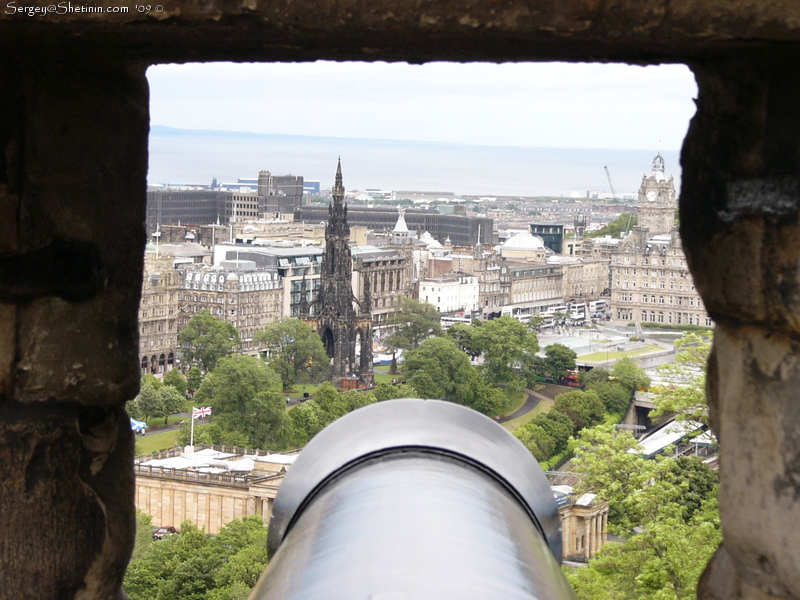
[610,154,710,326]
[134,446,298,535]
[6,4,800,600]
[554,488,610,562]
[139,252,184,375]
[548,255,611,301]
[257,171,304,217]
[296,204,495,248]
[352,245,413,331]
[301,161,373,386]
[419,273,480,314]
[501,262,565,318]
[179,262,283,352]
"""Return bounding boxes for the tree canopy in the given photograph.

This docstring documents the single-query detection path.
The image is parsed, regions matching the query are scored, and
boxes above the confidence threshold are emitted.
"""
[124,515,270,600]
[178,310,241,372]
[651,333,712,432]
[255,318,330,390]
[611,357,651,393]
[471,316,539,391]
[445,321,482,359]
[553,389,606,434]
[193,355,291,449]
[372,381,419,401]
[163,368,188,394]
[543,343,577,379]
[384,297,442,351]
[127,374,185,424]
[402,337,510,416]
[288,383,377,446]
[565,424,721,600]
[585,212,637,239]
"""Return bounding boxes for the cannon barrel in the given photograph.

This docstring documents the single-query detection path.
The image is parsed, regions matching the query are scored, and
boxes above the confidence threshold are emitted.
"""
[250,398,576,600]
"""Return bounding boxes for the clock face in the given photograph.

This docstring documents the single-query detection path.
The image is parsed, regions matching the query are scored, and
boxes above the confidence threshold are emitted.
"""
[646,191,657,202]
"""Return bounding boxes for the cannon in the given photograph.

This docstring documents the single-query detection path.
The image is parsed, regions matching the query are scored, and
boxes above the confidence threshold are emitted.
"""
[250,398,576,600]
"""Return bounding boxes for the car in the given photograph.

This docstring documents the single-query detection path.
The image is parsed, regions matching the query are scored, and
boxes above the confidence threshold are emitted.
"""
[152,526,178,540]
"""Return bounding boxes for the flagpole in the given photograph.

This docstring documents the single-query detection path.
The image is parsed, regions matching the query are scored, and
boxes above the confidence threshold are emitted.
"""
[190,406,195,449]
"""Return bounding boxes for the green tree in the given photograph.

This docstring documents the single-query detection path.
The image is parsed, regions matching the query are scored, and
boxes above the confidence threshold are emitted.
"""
[589,381,632,415]
[566,499,720,600]
[446,321,482,359]
[553,389,606,434]
[651,333,712,431]
[515,423,556,462]
[163,368,188,394]
[178,310,241,372]
[124,516,270,600]
[471,316,539,391]
[137,378,167,424]
[193,355,291,449]
[127,396,144,421]
[403,337,482,403]
[186,366,204,392]
[585,212,637,239]
[158,385,186,424]
[286,385,377,445]
[176,422,250,448]
[544,343,577,379]
[611,357,651,393]
[669,456,720,521]
[580,366,610,387]
[255,318,330,390]
[529,411,574,455]
[403,337,510,416]
[384,297,442,351]
[372,381,419,401]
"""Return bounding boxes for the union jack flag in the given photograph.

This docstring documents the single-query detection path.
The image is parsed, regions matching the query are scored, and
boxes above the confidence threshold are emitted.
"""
[192,406,212,419]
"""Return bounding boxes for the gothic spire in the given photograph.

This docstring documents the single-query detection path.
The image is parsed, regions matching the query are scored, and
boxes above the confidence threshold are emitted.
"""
[333,157,344,203]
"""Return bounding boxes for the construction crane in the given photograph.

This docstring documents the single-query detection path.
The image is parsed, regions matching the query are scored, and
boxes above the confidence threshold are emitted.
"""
[604,165,618,201]
[604,165,634,236]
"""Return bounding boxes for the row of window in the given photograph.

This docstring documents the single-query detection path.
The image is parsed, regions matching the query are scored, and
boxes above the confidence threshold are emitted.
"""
[616,310,712,327]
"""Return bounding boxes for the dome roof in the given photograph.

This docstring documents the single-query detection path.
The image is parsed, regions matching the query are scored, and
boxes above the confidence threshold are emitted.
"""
[502,231,546,251]
[419,231,443,249]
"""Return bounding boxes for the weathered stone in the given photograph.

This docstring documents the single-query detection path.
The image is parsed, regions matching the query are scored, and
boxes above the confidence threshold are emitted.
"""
[708,327,800,598]
[0,405,134,600]
[2,2,800,600]
[12,60,147,405]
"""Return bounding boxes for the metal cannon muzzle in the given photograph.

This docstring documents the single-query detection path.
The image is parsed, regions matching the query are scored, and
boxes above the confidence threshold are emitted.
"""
[250,398,576,600]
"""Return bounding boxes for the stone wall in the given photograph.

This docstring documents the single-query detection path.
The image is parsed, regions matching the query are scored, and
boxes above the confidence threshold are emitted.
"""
[134,472,279,535]
[3,2,800,599]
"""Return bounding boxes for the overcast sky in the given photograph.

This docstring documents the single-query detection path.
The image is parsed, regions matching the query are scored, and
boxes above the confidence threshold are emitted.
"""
[147,61,698,150]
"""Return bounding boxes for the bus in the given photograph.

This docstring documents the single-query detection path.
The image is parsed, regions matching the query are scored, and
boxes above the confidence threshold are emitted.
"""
[440,314,472,330]
[589,299,609,315]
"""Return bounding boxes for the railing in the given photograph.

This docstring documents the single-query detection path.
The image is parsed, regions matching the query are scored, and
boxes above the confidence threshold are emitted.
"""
[134,464,251,488]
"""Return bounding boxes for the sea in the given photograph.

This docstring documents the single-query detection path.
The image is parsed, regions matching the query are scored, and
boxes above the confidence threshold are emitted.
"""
[148,125,682,198]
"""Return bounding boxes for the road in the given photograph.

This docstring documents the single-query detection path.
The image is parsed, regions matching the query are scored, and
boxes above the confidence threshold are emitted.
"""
[497,383,577,424]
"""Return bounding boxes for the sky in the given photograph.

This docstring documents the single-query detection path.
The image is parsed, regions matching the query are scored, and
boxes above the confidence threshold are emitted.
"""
[147,61,698,150]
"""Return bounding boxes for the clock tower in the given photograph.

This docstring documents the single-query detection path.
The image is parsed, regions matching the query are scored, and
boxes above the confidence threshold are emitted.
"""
[635,151,677,236]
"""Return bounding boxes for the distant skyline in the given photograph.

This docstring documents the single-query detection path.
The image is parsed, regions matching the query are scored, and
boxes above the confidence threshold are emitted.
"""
[147,61,697,151]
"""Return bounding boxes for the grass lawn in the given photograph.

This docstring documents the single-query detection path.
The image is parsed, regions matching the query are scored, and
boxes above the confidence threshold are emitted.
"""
[135,429,179,455]
[502,398,554,433]
[373,372,395,384]
[147,414,189,428]
[579,344,662,363]
[286,382,323,398]
[135,423,212,455]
